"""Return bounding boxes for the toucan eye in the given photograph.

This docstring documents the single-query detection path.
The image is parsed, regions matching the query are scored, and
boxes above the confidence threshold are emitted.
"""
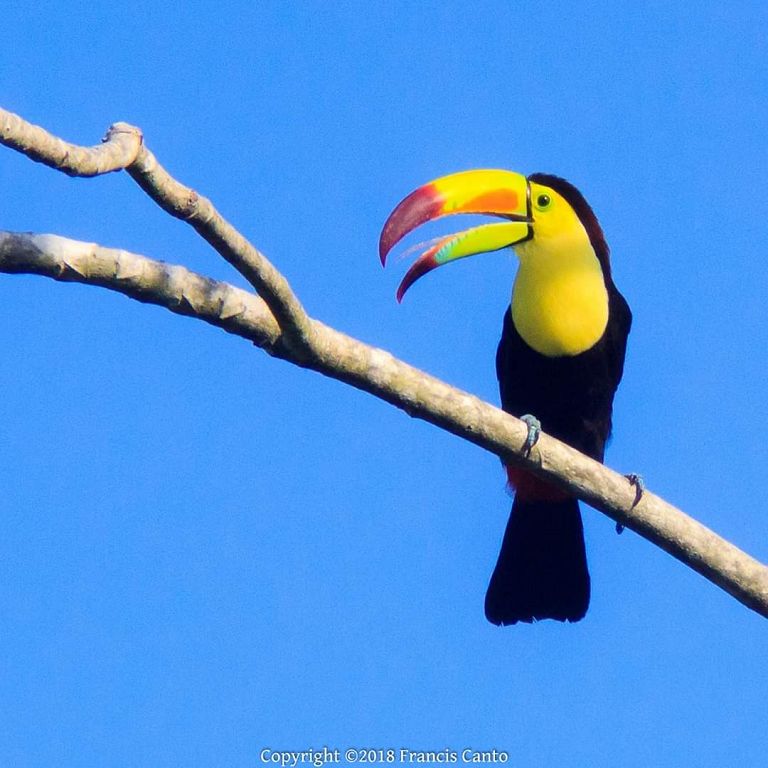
[536,193,552,210]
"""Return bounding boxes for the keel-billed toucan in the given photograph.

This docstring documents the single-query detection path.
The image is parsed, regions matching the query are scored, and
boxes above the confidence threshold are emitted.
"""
[379,169,631,625]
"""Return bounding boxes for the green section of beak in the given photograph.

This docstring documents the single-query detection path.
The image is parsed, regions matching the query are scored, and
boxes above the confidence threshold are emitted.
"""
[397,220,531,301]
[433,221,532,264]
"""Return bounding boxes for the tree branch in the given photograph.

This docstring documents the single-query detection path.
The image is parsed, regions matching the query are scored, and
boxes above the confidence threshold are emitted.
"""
[0,231,281,352]
[0,107,314,354]
[2,108,767,620]
[2,230,766,619]
[0,113,141,176]
[125,143,316,355]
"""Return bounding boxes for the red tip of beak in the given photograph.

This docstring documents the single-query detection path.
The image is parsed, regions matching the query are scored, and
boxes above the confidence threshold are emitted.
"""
[379,184,443,265]
[395,247,442,302]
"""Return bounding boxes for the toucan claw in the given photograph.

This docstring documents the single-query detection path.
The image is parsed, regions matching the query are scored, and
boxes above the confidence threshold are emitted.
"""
[616,473,645,533]
[626,473,645,505]
[520,414,541,456]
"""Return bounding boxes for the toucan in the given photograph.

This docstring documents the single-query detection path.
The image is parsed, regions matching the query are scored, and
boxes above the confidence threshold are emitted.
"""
[378,169,631,625]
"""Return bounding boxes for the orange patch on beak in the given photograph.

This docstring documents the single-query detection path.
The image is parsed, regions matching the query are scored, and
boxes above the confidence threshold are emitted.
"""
[461,189,522,215]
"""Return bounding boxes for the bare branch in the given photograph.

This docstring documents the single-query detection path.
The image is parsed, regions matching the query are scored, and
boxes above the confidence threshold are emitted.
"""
[0,111,141,176]
[2,229,767,619]
[0,106,314,354]
[125,144,316,355]
[0,231,281,352]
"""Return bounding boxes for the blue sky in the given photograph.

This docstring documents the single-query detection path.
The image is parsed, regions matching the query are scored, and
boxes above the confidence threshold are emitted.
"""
[2,2,767,766]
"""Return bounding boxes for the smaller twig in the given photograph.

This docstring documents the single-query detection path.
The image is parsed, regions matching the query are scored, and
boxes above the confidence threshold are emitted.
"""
[0,110,142,177]
[0,107,315,356]
[127,145,316,356]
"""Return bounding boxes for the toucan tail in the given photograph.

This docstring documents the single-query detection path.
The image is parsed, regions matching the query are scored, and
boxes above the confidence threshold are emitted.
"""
[484,495,590,625]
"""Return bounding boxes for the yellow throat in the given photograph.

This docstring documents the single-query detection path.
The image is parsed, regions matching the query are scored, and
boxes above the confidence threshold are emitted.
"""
[511,233,609,358]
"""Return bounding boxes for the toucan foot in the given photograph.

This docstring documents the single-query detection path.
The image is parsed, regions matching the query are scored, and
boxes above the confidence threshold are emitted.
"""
[616,473,645,533]
[519,414,541,456]
[626,473,645,505]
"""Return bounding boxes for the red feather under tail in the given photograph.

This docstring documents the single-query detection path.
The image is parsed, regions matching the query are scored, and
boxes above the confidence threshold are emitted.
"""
[505,465,570,502]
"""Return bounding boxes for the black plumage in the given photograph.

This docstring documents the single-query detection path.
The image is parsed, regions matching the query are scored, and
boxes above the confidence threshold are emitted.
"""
[485,175,632,626]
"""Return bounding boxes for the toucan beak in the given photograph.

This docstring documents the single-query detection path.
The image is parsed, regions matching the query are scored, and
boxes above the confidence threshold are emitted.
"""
[379,169,533,301]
